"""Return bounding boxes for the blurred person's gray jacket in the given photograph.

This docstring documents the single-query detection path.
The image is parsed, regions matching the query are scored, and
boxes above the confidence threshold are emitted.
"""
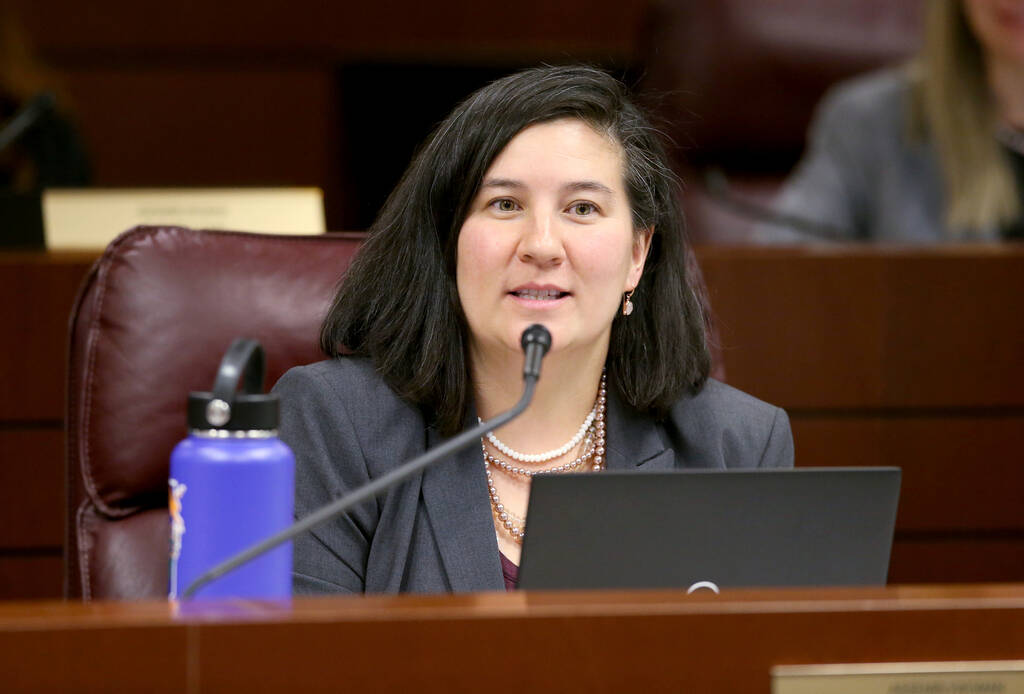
[756,69,1000,243]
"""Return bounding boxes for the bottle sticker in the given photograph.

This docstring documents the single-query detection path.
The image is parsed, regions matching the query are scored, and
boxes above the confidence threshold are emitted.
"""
[168,478,187,599]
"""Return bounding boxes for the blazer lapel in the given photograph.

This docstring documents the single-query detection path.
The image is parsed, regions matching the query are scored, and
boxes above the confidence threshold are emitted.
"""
[604,385,674,471]
[421,409,505,592]
[419,385,671,591]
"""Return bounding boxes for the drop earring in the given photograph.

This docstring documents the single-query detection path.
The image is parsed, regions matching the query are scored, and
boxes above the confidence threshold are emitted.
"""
[622,290,634,316]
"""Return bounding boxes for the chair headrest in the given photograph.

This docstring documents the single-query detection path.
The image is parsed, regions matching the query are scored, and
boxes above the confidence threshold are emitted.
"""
[68,226,365,516]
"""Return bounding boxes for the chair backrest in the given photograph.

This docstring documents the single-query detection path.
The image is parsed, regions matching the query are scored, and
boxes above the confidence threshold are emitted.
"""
[644,0,924,170]
[65,226,364,599]
[641,0,924,241]
[65,225,723,600]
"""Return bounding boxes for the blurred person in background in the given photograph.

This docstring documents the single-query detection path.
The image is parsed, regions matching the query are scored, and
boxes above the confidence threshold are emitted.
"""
[762,0,1024,242]
[0,7,90,194]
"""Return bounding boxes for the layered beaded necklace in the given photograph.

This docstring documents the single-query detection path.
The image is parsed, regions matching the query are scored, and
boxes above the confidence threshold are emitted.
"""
[483,372,607,544]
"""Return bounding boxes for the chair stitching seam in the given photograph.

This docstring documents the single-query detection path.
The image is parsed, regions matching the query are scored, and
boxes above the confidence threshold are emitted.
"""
[80,229,151,519]
[76,501,93,600]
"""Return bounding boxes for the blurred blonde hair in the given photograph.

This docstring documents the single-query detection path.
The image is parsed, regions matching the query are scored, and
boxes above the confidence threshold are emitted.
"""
[910,0,1019,235]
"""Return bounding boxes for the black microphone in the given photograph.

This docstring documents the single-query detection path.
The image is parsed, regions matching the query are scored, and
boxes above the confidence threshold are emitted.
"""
[703,167,852,242]
[183,323,553,598]
[0,92,56,154]
[521,323,551,380]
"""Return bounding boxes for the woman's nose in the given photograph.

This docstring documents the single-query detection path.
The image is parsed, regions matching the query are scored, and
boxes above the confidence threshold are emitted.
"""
[517,213,564,267]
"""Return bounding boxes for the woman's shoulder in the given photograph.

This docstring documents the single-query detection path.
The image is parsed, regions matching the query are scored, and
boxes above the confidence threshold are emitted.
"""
[815,67,913,131]
[275,356,373,397]
[276,355,379,388]
[671,378,783,430]
[666,379,794,469]
[273,357,420,428]
[274,356,429,485]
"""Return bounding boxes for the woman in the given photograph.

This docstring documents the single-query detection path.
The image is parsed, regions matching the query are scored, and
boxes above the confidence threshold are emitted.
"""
[762,0,1024,242]
[274,65,793,594]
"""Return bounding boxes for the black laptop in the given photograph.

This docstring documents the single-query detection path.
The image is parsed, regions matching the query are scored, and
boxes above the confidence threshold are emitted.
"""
[518,467,901,591]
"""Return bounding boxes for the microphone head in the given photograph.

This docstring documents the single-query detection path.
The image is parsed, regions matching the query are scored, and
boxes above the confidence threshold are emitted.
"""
[521,324,552,355]
[35,91,57,111]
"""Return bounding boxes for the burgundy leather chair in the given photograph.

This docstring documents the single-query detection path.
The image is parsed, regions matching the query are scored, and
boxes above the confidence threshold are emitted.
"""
[641,0,925,242]
[65,225,722,600]
[65,226,364,599]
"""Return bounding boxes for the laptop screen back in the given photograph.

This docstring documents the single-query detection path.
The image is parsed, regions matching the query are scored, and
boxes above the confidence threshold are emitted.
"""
[518,467,901,591]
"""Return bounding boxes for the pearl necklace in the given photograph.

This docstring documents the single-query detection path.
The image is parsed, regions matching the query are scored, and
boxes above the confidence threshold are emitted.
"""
[483,440,594,478]
[484,374,607,544]
[483,373,604,463]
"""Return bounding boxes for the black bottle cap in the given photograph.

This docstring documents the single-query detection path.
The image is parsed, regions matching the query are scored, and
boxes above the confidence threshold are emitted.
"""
[186,338,279,431]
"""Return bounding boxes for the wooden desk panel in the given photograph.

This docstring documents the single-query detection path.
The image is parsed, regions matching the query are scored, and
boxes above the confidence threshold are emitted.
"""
[700,248,889,408]
[3,586,1024,693]
[697,245,1024,409]
[0,252,96,421]
[791,416,1024,531]
[883,249,1024,407]
[890,537,1024,584]
[0,429,63,547]
[0,556,63,602]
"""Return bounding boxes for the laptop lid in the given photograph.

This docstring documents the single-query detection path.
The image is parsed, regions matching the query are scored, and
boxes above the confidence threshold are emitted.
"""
[518,467,901,591]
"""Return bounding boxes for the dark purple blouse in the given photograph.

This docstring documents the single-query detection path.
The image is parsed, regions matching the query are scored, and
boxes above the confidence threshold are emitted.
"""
[499,551,519,591]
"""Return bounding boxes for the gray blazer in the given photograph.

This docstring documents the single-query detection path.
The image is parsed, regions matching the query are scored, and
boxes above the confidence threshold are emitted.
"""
[273,358,794,595]
[757,68,1001,243]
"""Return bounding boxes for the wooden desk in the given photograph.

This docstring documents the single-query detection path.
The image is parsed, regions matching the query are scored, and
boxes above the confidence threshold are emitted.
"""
[2,245,1023,599]
[4,585,1024,692]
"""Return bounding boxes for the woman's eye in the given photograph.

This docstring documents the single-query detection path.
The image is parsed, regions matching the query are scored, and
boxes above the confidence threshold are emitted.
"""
[492,199,518,212]
[569,202,596,216]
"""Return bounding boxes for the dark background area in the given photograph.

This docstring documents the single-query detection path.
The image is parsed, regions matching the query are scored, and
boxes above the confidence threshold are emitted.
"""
[4,0,925,239]
[5,0,650,231]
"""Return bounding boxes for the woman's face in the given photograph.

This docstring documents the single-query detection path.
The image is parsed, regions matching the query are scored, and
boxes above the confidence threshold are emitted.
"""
[964,0,1024,65]
[456,118,650,365]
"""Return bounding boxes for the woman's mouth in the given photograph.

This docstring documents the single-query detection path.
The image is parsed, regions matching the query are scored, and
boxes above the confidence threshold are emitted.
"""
[511,288,568,300]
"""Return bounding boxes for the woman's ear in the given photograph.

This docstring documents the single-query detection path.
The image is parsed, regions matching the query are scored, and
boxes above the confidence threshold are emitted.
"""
[627,226,654,290]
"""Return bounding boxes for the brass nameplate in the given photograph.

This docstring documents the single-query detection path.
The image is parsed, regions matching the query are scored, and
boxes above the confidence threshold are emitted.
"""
[43,187,325,250]
[773,661,1024,693]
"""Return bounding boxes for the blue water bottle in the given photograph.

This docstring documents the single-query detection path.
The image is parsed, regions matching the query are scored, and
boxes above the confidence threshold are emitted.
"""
[169,338,294,600]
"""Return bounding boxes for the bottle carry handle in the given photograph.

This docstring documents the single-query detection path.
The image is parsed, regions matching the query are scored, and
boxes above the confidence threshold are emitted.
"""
[211,338,265,405]
[189,338,274,431]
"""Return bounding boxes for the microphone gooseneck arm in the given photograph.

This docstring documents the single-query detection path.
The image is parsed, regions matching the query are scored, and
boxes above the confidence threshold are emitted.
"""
[182,324,552,599]
[703,168,851,242]
[0,92,56,154]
